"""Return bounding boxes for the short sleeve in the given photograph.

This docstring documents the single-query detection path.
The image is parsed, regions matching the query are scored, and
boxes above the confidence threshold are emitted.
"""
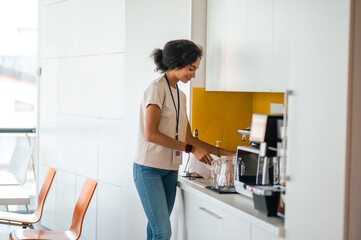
[143,82,164,110]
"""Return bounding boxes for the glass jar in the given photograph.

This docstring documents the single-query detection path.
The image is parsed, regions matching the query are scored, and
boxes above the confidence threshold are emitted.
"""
[217,155,236,192]
[210,157,221,189]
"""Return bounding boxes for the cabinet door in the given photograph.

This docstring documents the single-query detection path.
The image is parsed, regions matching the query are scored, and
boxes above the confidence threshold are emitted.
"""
[239,0,273,92]
[184,192,223,240]
[224,0,249,91]
[223,211,251,240]
[206,0,226,91]
[271,0,291,92]
[207,0,275,92]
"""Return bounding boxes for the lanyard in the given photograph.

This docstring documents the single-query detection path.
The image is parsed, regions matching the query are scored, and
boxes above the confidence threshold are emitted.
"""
[164,73,180,140]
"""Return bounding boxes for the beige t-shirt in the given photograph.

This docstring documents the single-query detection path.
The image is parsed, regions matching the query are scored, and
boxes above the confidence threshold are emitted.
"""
[134,76,188,170]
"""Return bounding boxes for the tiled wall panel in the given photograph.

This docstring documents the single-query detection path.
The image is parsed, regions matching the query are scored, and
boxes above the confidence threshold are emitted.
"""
[38,113,57,167]
[42,0,78,58]
[40,59,58,113]
[96,182,122,239]
[57,115,98,178]
[98,119,124,186]
[78,54,124,118]
[56,57,79,115]
[78,0,125,55]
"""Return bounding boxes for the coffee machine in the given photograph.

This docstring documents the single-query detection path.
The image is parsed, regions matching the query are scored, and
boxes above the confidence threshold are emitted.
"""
[250,114,283,184]
[234,114,286,216]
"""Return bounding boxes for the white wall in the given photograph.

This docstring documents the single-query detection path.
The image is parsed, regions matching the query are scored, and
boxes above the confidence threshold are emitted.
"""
[37,0,192,239]
[285,1,350,239]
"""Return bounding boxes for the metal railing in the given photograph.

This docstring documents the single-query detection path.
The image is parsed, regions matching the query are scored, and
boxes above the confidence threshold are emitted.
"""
[0,128,36,134]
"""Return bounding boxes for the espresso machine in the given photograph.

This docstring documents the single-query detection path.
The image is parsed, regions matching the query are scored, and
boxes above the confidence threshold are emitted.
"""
[234,114,286,216]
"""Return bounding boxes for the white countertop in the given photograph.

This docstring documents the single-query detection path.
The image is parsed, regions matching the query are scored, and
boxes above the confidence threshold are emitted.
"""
[0,185,30,205]
[177,177,285,238]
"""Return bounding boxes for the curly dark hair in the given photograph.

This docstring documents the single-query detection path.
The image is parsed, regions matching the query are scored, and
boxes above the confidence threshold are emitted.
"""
[151,39,203,73]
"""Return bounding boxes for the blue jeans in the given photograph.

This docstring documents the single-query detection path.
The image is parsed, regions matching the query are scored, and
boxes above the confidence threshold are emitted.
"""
[133,163,179,240]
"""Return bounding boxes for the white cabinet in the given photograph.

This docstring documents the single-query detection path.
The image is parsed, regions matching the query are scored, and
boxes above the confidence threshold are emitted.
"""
[226,0,273,92]
[271,0,291,92]
[181,188,282,240]
[206,0,290,92]
[183,190,253,240]
[184,192,223,240]
[223,211,251,240]
[223,0,249,91]
[206,0,227,91]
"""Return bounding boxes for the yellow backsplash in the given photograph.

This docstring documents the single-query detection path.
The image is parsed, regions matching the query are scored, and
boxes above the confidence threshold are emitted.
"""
[191,88,284,151]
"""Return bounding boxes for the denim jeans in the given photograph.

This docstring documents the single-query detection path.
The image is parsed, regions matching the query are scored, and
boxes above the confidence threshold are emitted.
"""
[133,163,179,240]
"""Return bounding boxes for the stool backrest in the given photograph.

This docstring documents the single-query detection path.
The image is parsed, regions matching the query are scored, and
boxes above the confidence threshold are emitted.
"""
[34,167,57,221]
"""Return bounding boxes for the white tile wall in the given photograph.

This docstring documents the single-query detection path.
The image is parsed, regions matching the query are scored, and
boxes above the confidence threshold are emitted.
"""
[78,54,125,119]
[42,0,125,58]
[57,115,98,179]
[42,0,79,58]
[38,113,58,167]
[78,0,125,55]
[40,59,58,113]
[97,54,125,119]
[56,57,79,115]
[98,119,125,186]
[96,182,122,239]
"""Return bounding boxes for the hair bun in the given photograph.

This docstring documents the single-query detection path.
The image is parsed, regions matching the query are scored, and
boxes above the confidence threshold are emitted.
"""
[151,48,168,72]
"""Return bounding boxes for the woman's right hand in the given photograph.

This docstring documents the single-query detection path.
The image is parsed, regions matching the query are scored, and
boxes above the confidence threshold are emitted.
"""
[192,146,212,165]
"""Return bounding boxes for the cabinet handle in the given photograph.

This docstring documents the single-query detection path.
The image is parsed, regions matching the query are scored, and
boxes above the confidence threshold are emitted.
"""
[198,207,223,219]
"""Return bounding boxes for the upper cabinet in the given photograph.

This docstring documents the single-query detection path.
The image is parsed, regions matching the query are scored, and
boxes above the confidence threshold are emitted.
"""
[206,0,227,91]
[271,0,291,92]
[206,0,290,92]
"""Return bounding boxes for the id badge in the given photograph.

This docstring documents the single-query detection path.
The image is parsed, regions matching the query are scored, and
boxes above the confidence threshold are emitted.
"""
[173,150,183,165]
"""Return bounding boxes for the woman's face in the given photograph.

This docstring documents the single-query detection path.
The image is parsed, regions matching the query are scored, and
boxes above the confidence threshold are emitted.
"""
[175,58,200,84]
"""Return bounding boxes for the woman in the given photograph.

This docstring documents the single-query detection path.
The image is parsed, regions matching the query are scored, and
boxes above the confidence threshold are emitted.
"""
[133,39,233,240]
